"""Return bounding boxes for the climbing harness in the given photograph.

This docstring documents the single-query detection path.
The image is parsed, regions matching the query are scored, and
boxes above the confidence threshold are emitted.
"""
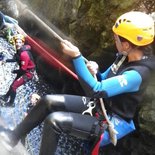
[82,101,96,116]
[82,56,119,146]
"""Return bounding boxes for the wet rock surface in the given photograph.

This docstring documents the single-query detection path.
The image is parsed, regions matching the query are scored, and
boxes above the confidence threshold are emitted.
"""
[0,37,85,155]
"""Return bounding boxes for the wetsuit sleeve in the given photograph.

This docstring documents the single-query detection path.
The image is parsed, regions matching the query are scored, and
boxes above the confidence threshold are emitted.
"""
[97,67,111,81]
[20,51,30,71]
[4,15,18,24]
[73,55,142,98]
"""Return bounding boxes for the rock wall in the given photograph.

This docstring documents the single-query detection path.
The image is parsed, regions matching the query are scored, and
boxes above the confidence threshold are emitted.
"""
[21,0,142,56]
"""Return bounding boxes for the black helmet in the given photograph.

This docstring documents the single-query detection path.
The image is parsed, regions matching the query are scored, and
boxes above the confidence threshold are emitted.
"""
[0,11,5,29]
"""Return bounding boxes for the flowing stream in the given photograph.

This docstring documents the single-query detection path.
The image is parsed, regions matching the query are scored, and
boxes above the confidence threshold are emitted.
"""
[0,37,86,155]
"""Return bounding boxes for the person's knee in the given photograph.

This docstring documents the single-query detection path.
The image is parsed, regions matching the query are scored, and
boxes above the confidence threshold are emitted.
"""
[34,95,63,113]
[44,112,62,133]
[40,95,65,110]
[45,112,72,133]
[39,95,54,108]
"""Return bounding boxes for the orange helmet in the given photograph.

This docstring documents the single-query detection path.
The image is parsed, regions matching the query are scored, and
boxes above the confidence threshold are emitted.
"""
[14,34,25,43]
[112,11,154,46]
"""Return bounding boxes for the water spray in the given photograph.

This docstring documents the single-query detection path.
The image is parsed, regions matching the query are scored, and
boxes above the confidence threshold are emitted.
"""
[14,0,71,43]
[12,0,78,80]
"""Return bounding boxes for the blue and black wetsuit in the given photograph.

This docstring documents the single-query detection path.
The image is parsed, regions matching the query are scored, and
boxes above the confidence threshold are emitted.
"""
[11,54,155,155]
[74,55,153,120]
[73,54,155,146]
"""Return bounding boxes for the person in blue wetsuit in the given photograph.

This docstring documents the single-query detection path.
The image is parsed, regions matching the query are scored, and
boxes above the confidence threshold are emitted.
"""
[0,11,18,43]
[0,11,155,155]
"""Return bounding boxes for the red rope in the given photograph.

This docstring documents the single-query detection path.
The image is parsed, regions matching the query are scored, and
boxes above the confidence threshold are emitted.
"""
[26,35,78,80]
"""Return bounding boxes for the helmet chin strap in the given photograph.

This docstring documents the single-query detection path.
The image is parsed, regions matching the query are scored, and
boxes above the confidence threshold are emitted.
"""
[115,34,128,56]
